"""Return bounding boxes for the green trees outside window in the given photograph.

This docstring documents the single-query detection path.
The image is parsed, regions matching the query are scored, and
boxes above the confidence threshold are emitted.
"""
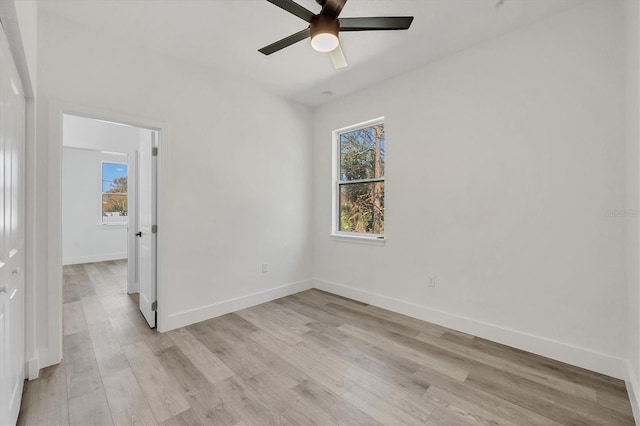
[102,162,128,224]
[338,122,385,235]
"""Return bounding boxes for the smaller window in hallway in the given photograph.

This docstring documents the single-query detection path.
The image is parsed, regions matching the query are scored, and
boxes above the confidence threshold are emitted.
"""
[334,118,385,237]
[102,162,128,225]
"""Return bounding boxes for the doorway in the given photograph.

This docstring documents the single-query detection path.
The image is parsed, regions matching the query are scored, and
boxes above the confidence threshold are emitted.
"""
[61,114,158,329]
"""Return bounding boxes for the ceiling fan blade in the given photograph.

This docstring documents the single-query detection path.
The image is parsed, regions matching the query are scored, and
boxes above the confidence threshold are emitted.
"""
[320,0,347,18]
[266,0,315,23]
[338,16,414,31]
[258,28,311,55]
[328,43,347,69]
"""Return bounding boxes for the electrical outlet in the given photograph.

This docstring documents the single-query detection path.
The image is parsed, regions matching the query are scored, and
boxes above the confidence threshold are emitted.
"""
[428,276,436,288]
[262,263,268,273]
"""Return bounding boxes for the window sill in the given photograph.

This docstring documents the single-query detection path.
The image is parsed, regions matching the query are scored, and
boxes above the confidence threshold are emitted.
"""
[331,234,386,246]
[99,224,128,229]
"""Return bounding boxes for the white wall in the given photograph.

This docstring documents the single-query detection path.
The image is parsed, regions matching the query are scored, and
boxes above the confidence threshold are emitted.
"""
[62,148,128,265]
[626,0,640,416]
[12,0,36,96]
[312,0,628,378]
[0,0,37,97]
[33,10,312,368]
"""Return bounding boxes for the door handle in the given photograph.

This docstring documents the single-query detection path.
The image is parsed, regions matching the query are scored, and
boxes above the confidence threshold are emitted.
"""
[136,232,142,237]
[0,284,6,294]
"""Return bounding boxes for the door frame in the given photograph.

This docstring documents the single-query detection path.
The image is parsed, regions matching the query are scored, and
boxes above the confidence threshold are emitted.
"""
[44,100,167,368]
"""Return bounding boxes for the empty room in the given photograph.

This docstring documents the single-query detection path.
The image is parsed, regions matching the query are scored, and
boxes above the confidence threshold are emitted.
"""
[1,0,640,425]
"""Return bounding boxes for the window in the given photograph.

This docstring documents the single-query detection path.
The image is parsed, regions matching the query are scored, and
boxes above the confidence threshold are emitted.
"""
[334,118,385,238]
[102,162,128,225]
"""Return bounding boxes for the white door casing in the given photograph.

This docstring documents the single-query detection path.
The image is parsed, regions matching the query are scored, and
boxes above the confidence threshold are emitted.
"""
[137,132,157,328]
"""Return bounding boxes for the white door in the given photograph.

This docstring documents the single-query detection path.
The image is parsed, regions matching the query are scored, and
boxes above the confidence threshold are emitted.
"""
[137,132,157,328]
[0,21,26,426]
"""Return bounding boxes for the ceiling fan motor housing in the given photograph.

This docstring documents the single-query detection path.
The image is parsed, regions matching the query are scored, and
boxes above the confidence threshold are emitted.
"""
[310,14,340,52]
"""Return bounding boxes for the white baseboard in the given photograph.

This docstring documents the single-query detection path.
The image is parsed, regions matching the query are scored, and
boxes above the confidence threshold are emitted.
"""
[626,361,640,425]
[26,356,39,380]
[160,279,313,332]
[63,252,127,265]
[29,346,62,380]
[312,278,627,380]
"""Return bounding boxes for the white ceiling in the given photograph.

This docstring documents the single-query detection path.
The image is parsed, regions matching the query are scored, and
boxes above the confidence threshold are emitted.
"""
[38,0,587,106]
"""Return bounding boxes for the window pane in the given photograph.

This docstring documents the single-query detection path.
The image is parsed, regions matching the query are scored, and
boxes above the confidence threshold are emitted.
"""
[102,194,128,224]
[339,182,384,234]
[102,163,128,193]
[340,124,385,181]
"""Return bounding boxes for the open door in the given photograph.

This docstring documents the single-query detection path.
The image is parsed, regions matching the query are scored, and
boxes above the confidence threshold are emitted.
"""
[136,131,157,328]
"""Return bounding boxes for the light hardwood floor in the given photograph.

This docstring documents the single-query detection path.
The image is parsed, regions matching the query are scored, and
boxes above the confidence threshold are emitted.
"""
[17,260,635,425]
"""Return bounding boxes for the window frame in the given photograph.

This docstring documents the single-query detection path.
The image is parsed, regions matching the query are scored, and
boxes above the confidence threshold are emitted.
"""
[331,117,386,244]
[100,160,129,227]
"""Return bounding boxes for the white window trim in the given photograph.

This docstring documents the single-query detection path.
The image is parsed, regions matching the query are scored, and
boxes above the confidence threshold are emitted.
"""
[101,160,129,227]
[331,116,386,244]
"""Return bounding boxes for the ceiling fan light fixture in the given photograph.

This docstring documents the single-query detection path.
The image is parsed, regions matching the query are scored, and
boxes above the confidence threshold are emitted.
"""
[310,14,339,52]
[311,33,339,52]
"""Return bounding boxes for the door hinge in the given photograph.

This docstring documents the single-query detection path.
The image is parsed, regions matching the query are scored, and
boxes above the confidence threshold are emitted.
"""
[152,147,158,156]
[151,301,157,311]
[152,225,158,233]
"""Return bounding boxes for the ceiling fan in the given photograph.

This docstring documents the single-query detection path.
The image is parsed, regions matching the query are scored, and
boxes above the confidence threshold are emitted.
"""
[259,0,414,69]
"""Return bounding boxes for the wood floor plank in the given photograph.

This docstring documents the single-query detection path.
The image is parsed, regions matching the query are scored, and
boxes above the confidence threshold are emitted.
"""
[414,330,598,401]
[244,371,336,426]
[341,383,427,426]
[240,339,308,389]
[166,328,234,385]
[108,311,151,347]
[425,406,477,426]
[248,301,314,328]
[87,319,129,378]
[465,366,635,425]
[323,302,423,339]
[63,275,96,304]
[339,323,470,381]
[274,296,346,328]
[123,341,191,423]
[306,320,424,375]
[81,296,110,326]
[298,333,435,421]
[466,336,628,394]
[161,408,204,426]
[202,312,259,345]
[213,375,291,426]
[187,321,268,380]
[18,364,70,426]
[63,301,88,336]
[424,385,523,426]
[68,387,113,426]
[155,345,239,426]
[596,387,635,414]
[101,367,158,426]
[236,307,310,345]
[416,368,564,426]
[63,330,103,400]
[291,379,381,426]
[302,326,428,396]
[249,330,355,397]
